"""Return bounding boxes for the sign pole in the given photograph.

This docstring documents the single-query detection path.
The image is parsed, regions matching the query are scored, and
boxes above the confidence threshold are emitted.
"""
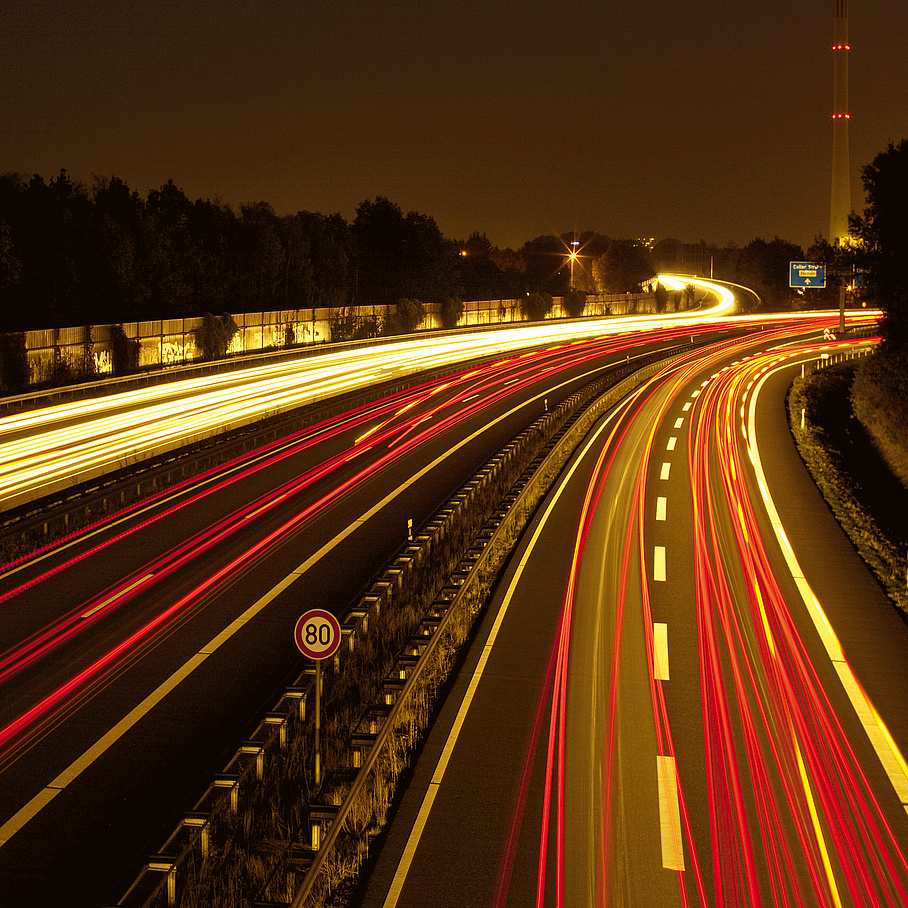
[315,659,322,788]
[294,608,342,792]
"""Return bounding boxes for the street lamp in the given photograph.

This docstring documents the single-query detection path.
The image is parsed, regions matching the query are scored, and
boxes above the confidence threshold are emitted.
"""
[569,240,579,290]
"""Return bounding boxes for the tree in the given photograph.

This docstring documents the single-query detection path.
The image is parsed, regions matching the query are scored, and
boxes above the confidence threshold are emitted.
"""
[385,298,425,335]
[110,323,141,375]
[592,239,655,293]
[238,202,284,311]
[734,237,805,310]
[90,176,148,321]
[458,232,512,301]
[804,235,849,309]
[294,211,352,309]
[522,291,553,321]
[564,289,586,318]
[850,139,908,348]
[520,235,570,296]
[848,140,908,484]
[352,197,460,308]
[0,332,29,392]
[195,311,239,360]
[145,180,198,317]
[440,296,464,329]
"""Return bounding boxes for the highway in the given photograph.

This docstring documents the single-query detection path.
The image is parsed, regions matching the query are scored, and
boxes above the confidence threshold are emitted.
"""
[356,323,908,908]
[0,294,887,907]
[0,298,752,907]
[0,277,735,515]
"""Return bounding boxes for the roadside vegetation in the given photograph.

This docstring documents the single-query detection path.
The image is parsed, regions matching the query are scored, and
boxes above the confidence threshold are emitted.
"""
[789,364,907,613]
[789,138,908,615]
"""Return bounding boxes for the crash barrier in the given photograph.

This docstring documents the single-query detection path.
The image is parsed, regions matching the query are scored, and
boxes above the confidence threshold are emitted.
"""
[112,339,722,908]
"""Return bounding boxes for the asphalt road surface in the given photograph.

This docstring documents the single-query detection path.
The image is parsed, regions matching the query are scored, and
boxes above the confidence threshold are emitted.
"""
[355,327,908,908]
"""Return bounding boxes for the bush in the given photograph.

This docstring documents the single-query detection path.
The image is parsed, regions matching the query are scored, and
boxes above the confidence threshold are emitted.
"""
[384,298,425,335]
[521,291,553,321]
[110,324,141,375]
[330,312,381,342]
[564,290,586,318]
[195,312,240,360]
[440,296,464,330]
[851,348,908,486]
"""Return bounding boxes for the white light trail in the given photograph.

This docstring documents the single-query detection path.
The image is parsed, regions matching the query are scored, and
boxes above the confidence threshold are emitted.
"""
[0,294,875,512]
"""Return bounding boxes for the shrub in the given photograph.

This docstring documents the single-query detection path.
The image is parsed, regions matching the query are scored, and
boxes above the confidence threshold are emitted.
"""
[384,298,425,335]
[564,290,586,318]
[195,312,240,360]
[330,312,381,342]
[851,349,908,486]
[440,296,464,329]
[110,324,141,375]
[522,291,553,321]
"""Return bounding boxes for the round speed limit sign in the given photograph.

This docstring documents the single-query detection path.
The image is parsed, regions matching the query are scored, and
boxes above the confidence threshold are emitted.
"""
[294,609,342,660]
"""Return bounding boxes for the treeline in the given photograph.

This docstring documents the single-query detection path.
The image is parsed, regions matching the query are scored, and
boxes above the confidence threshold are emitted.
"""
[848,139,908,489]
[0,169,838,334]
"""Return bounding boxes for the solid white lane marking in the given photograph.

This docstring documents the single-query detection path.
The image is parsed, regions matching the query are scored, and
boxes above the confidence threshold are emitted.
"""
[667,437,677,451]
[656,497,667,521]
[749,366,908,811]
[660,462,671,480]
[654,546,666,582]
[657,755,685,870]
[2,378,584,850]
[654,623,669,680]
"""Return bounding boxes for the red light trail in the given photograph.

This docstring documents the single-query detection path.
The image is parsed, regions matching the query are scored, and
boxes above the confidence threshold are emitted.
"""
[528,327,908,906]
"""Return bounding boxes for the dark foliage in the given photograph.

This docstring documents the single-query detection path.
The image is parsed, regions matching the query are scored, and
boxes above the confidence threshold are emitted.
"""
[195,312,240,360]
[522,291,554,321]
[110,323,141,375]
[850,139,908,350]
[0,332,29,392]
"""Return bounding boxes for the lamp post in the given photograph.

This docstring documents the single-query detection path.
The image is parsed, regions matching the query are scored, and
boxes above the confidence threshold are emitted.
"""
[569,240,579,290]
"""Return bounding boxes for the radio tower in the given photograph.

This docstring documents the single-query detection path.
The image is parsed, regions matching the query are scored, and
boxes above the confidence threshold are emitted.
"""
[830,0,851,244]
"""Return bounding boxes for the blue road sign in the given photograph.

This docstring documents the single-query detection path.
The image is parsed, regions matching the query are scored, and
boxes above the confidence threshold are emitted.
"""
[790,262,827,288]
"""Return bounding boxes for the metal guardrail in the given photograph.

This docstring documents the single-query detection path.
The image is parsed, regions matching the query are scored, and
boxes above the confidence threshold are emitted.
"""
[116,333,746,908]
[287,350,693,907]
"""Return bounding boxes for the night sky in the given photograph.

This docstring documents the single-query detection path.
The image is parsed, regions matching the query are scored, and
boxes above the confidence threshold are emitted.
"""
[3,1,907,250]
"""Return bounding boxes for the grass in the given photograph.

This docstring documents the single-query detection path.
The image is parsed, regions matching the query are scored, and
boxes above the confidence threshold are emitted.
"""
[788,361,908,614]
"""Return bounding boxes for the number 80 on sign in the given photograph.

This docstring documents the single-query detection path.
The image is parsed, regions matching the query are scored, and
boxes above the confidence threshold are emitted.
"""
[294,609,342,660]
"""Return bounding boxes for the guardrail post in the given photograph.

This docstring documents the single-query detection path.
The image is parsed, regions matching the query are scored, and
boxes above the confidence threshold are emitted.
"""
[309,805,339,851]
[146,856,177,907]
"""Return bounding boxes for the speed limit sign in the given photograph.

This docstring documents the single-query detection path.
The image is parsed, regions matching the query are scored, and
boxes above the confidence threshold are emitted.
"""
[294,609,342,660]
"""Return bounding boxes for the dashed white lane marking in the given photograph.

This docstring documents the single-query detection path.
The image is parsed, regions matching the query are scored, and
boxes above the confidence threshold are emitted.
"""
[674,417,685,429]
[660,462,671,480]
[654,546,666,582]
[657,755,685,870]
[654,623,670,680]
[667,437,677,451]
[682,402,692,411]
[656,497,667,521]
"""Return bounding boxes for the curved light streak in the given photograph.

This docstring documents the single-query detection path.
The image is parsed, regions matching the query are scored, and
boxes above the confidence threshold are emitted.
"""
[0,298,876,513]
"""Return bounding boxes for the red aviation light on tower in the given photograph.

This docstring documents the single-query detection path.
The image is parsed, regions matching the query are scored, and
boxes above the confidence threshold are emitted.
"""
[830,0,851,245]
